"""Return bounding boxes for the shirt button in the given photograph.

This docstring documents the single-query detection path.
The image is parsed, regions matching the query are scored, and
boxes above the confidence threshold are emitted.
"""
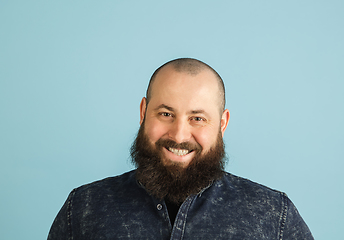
[157,204,162,210]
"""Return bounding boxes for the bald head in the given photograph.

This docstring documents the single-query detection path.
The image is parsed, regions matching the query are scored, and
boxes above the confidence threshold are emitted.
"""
[146,58,226,112]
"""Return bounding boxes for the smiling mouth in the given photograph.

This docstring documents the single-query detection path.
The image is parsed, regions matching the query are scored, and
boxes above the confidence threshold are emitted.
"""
[168,147,192,156]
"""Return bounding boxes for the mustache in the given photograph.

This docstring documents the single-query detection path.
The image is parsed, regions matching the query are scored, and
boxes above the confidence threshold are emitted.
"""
[155,138,202,153]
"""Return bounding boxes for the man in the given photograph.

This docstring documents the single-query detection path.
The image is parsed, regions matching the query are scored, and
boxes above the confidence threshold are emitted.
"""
[48,58,314,239]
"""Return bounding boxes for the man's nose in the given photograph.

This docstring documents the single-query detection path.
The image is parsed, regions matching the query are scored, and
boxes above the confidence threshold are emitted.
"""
[168,119,192,144]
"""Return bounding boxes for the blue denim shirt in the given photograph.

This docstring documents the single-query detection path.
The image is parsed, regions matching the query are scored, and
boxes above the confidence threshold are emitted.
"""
[48,170,313,239]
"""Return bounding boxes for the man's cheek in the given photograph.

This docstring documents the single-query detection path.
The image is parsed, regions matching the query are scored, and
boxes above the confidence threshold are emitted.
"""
[146,125,167,144]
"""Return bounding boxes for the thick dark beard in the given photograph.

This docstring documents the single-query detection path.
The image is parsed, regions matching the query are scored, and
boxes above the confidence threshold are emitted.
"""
[130,122,226,204]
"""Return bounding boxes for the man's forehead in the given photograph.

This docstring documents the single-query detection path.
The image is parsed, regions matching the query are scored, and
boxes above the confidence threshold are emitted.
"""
[151,65,219,92]
[147,63,224,115]
[148,74,221,118]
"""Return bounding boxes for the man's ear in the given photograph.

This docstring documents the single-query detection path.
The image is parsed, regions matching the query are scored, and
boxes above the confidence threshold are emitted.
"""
[220,109,230,137]
[139,97,147,125]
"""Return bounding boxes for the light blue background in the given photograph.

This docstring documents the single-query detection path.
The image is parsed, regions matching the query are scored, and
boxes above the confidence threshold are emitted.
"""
[1,1,343,239]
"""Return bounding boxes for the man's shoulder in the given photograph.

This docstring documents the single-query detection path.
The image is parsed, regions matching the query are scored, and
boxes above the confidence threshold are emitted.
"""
[203,172,289,219]
[72,170,138,197]
[217,172,286,200]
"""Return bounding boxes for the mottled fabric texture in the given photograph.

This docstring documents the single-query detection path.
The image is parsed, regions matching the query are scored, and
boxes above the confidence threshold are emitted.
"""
[48,170,313,240]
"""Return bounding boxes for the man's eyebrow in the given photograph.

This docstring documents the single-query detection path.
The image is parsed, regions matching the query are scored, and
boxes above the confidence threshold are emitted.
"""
[154,105,210,117]
[189,109,205,114]
[154,104,174,112]
[188,109,211,118]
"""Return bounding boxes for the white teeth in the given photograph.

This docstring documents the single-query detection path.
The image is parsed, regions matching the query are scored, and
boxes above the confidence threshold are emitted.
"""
[168,148,189,156]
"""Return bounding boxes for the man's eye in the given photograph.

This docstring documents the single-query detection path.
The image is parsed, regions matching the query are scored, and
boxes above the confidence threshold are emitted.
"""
[161,112,172,117]
[193,117,204,122]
